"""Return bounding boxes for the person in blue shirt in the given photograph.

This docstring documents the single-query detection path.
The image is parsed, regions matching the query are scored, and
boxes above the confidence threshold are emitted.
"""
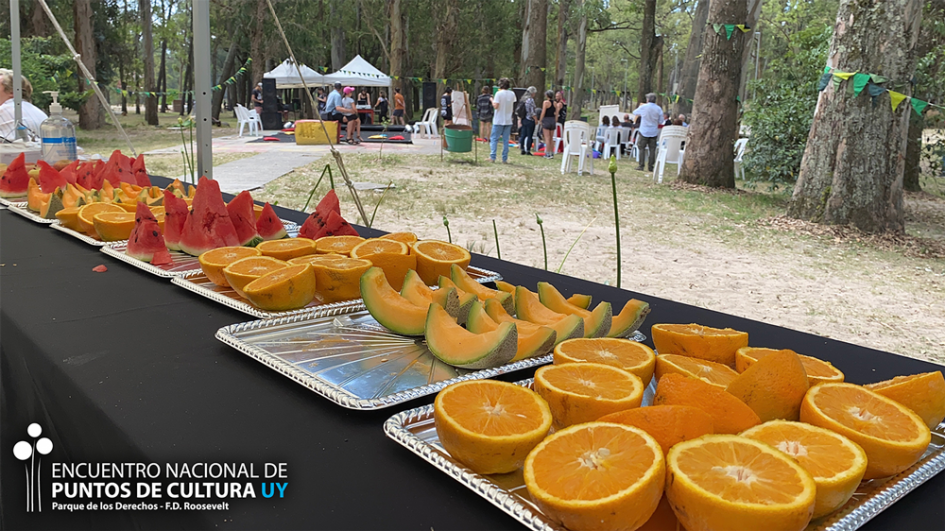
[324,83,345,122]
[631,93,663,172]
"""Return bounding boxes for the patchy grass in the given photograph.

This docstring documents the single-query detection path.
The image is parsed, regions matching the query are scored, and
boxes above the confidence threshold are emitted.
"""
[69,109,239,156]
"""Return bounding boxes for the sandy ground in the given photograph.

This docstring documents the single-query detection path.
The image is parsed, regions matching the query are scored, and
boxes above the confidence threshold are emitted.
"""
[253,149,945,368]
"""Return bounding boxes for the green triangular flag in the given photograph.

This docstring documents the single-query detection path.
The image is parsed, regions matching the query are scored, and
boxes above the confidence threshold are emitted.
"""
[911,98,928,116]
[725,24,735,40]
[889,91,907,112]
[713,23,723,35]
[852,73,870,96]
[817,72,833,91]
[833,75,843,91]
[867,83,885,97]
[870,74,887,84]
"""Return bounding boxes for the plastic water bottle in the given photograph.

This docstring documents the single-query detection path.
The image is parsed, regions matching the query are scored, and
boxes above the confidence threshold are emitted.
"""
[40,91,77,164]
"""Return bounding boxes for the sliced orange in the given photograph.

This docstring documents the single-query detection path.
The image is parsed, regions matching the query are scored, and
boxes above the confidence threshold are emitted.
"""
[553,337,656,384]
[77,202,124,236]
[55,207,83,231]
[651,323,748,367]
[726,349,809,422]
[864,371,945,429]
[256,238,317,261]
[222,256,289,299]
[524,422,665,531]
[800,382,931,479]
[92,211,137,242]
[736,347,844,386]
[243,263,317,311]
[294,255,372,303]
[534,362,644,429]
[114,201,139,213]
[654,353,740,389]
[742,420,867,519]
[434,380,552,475]
[666,434,816,531]
[350,238,416,291]
[314,235,365,256]
[199,246,263,287]
[411,240,472,285]
[654,373,760,434]
[380,231,418,245]
[599,405,715,456]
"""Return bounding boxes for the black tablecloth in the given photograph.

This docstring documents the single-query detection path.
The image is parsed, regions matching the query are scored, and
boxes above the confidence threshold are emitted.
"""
[2,181,943,530]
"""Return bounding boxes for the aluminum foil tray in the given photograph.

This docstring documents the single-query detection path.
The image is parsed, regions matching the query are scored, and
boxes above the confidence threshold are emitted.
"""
[52,223,107,246]
[384,379,945,531]
[178,265,502,320]
[7,203,58,224]
[101,220,299,277]
[215,311,645,410]
[0,198,26,208]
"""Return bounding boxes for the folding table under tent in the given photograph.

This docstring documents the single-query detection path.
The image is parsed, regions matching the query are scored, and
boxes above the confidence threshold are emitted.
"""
[263,58,327,88]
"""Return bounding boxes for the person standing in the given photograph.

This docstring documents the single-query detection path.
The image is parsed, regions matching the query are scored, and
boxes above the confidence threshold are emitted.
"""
[518,86,538,156]
[440,87,453,148]
[252,82,264,115]
[476,86,494,140]
[357,88,372,125]
[315,87,327,118]
[340,86,361,144]
[392,88,406,125]
[538,90,557,159]
[374,91,389,123]
[489,78,517,163]
[555,91,567,126]
[0,71,48,141]
[632,93,663,172]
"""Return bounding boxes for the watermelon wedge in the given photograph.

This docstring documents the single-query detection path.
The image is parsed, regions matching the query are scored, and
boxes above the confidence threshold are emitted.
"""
[128,202,172,264]
[132,155,151,187]
[225,191,263,247]
[318,210,360,238]
[162,189,189,251]
[0,153,30,198]
[178,177,241,256]
[59,160,80,185]
[37,160,68,194]
[256,203,288,240]
[298,189,341,239]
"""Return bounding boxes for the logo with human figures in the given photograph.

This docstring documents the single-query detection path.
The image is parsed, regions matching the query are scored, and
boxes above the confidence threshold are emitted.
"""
[13,423,54,512]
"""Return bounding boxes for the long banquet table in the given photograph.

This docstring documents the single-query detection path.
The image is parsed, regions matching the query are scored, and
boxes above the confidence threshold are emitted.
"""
[2,191,943,530]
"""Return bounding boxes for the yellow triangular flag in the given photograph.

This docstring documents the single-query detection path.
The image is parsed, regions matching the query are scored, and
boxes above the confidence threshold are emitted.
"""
[833,71,856,81]
[889,91,907,112]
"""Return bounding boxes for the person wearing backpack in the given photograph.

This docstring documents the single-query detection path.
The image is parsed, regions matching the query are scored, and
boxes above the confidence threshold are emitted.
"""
[517,86,538,156]
[440,87,453,148]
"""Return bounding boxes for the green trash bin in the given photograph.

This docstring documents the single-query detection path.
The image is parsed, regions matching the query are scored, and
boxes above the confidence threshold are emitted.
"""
[444,125,474,153]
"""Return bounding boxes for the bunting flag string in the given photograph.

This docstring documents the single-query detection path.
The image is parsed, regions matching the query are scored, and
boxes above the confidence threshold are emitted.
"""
[79,57,253,98]
[712,23,751,40]
[818,66,944,116]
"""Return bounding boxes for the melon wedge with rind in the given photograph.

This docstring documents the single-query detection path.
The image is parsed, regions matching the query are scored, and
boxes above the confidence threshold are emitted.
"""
[425,303,517,370]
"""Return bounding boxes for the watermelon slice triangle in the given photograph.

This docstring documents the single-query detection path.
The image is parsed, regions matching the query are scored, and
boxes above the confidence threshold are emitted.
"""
[298,189,342,239]
[162,189,189,251]
[178,177,241,256]
[225,190,263,247]
[37,160,68,194]
[131,155,152,187]
[0,152,29,198]
[128,202,172,264]
[256,203,288,240]
[58,160,80,186]
[317,210,360,238]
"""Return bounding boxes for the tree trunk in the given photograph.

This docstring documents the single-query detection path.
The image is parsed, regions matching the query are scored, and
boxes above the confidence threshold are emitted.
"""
[433,0,459,98]
[554,0,570,89]
[568,0,588,120]
[903,115,924,192]
[212,37,239,122]
[251,0,267,83]
[158,40,168,113]
[654,36,664,107]
[28,1,49,37]
[675,0,709,116]
[679,0,749,188]
[330,0,346,71]
[520,0,548,90]
[902,0,944,192]
[74,0,102,130]
[141,0,158,125]
[737,0,763,103]
[788,0,923,233]
[119,60,128,116]
[390,0,405,95]
[636,0,657,104]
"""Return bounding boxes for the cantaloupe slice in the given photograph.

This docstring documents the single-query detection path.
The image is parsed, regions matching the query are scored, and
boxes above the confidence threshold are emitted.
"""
[608,299,651,338]
[360,267,428,336]
[487,297,583,345]
[40,192,65,219]
[466,301,556,362]
[566,293,593,309]
[401,270,462,319]
[450,264,515,314]
[426,303,517,369]
[534,282,613,338]
[436,276,479,325]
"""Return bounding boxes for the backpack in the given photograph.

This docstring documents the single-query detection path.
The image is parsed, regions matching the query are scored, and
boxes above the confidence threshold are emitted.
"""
[516,99,528,120]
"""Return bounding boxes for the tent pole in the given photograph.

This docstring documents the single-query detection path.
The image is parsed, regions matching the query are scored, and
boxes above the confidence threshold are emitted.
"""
[10,0,24,139]
[193,0,213,179]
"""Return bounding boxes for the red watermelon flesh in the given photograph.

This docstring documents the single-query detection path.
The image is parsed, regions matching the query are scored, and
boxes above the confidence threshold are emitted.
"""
[76,161,100,190]
[225,190,263,247]
[311,210,359,239]
[113,150,136,184]
[59,160,80,186]
[256,203,288,240]
[37,160,68,193]
[178,177,241,256]
[131,155,151,187]
[128,203,171,264]
[0,152,29,198]
[162,189,189,251]
[298,189,342,239]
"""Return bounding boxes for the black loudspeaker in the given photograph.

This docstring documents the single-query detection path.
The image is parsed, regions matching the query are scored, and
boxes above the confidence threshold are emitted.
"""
[422,82,437,111]
[262,79,278,112]
[261,111,282,130]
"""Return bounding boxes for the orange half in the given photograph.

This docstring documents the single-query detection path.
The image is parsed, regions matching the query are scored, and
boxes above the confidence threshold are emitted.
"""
[411,240,471,285]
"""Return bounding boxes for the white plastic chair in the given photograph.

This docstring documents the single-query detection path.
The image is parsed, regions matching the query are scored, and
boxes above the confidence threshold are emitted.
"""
[652,126,688,183]
[618,127,631,156]
[629,129,641,162]
[552,123,564,154]
[235,104,259,137]
[560,121,594,175]
[600,128,621,160]
[415,108,439,138]
[733,138,749,181]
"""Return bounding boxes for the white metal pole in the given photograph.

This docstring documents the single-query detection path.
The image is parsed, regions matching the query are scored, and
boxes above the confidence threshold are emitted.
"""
[11,0,24,139]
[193,0,213,179]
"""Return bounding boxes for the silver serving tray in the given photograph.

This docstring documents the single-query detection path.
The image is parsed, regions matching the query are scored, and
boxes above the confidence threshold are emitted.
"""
[0,197,26,207]
[384,379,945,531]
[6,203,58,224]
[215,310,646,410]
[179,265,502,320]
[51,222,107,246]
[101,220,299,277]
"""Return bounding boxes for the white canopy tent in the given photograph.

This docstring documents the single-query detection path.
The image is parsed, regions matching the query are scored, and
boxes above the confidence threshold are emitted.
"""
[263,59,326,89]
[322,55,391,89]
